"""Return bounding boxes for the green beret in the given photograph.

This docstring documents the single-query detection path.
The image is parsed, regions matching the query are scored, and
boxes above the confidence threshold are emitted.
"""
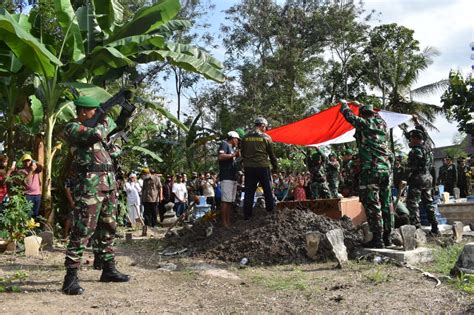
[74,96,101,108]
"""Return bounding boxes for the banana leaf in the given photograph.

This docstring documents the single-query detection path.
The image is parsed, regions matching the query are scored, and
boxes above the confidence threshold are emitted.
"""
[0,9,62,78]
[92,0,123,35]
[54,0,85,62]
[138,96,188,132]
[27,95,43,134]
[107,0,180,42]
[130,146,163,163]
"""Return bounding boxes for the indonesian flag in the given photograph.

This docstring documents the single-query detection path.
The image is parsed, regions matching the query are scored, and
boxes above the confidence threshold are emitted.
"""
[266,102,411,146]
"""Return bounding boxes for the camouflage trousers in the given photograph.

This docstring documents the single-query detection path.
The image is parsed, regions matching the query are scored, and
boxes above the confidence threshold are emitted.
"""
[406,174,437,228]
[65,189,117,269]
[328,178,339,198]
[359,170,392,234]
[310,181,330,199]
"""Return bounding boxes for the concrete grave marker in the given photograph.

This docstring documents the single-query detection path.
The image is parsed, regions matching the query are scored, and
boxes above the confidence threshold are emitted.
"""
[451,242,474,276]
[326,229,348,266]
[305,231,322,260]
[390,228,403,247]
[400,225,416,251]
[414,229,427,247]
[39,231,54,251]
[453,221,464,243]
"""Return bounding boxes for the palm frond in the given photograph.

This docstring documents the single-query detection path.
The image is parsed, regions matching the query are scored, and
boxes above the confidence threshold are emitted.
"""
[410,79,449,98]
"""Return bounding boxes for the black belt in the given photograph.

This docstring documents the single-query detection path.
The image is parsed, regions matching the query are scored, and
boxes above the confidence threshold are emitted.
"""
[77,164,114,173]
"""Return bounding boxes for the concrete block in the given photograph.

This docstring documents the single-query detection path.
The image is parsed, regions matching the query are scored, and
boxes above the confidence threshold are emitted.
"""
[360,247,433,265]
[400,225,416,251]
[305,231,322,260]
[414,229,427,247]
[326,229,348,266]
[451,242,474,276]
[453,221,464,243]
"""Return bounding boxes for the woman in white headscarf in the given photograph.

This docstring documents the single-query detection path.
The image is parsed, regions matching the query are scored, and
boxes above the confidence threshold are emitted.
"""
[124,173,144,226]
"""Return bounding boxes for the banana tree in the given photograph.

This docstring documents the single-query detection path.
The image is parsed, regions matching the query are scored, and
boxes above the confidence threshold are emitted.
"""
[0,0,224,223]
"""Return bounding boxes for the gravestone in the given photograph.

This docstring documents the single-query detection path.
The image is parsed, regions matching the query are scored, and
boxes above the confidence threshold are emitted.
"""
[305,231,322,260]
[451,242,474,276]
[39,231,54,251]
[414,229,427,247]
[453,221,464,243]
[400,225,416,251]
[390,228,403,247]
[325,229,348,267]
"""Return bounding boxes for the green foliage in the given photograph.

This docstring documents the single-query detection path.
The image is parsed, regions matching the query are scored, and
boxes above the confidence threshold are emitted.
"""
[0,180,33,241]
[365,266,390,284]
[441,71,474,135]
[0,270,29,293]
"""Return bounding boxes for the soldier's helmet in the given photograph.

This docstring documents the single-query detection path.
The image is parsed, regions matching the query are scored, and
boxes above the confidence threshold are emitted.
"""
[254,117,268,127]
[408,129,424,140]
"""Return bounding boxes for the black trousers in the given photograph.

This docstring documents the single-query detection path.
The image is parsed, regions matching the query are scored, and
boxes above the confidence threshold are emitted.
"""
[143,202,158,227]
[243,167,274,219]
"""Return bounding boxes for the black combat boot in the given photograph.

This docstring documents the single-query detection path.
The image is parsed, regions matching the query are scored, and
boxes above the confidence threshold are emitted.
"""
[100,260,130,283]
[364,231,384,249]
[93,253,103,270]
[383,231,393,247]
[430,222,440,236]
[62,268,84,295]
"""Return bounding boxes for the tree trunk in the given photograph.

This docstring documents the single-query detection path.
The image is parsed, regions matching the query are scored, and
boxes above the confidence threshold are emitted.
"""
[41,115,54,228]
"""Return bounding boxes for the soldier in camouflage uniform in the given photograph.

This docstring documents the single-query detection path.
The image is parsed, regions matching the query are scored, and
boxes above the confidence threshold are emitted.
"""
[404,119,439,234]
[340,100,393,248]
[340,149,354,197]
[62,96,129,295]
[326,153,340,198]
[306,147,330,199]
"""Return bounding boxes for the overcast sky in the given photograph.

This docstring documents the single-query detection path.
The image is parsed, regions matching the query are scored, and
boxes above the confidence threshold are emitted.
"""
[164,0,473,148]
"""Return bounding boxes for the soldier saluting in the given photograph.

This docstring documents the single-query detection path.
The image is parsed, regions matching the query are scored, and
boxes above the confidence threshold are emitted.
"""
[62,96,129,295]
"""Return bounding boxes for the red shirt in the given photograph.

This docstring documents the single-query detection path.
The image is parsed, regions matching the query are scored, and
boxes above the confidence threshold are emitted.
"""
[293,186,306,201]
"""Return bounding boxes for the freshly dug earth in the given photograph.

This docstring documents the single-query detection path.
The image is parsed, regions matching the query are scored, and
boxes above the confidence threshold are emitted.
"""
[167,207,363,265]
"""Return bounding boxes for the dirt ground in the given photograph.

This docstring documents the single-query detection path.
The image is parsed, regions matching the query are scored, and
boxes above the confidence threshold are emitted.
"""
[0,233,473,314]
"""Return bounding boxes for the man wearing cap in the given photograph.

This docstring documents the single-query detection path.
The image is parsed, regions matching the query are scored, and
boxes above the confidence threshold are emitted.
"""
[17,153,43,218]
[218,131,240,227]
[340,100,393,248]
[404,117,439,234]
[141,168,162,229]
[241,117,278,220]
[306,147,330,199]
[393,155,406,195]
[326,153,340,198]
[61,96,129,295]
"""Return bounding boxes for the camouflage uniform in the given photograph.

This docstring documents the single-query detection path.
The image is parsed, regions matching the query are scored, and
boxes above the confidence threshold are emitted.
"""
[340,102,393,236]
[326,158,340,198]
[306,150,330,199]
[64,116,118,269]
[404,126,437,229]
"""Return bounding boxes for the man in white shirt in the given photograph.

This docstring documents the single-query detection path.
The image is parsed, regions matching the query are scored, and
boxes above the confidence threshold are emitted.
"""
[172,174,188,217]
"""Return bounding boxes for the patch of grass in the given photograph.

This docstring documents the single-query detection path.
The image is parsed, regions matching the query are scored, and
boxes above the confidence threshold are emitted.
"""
[249,269,309,292]
[428,244,464,275]
[0,270,28,293]
[364,266,390,284]
[427,243,474,295]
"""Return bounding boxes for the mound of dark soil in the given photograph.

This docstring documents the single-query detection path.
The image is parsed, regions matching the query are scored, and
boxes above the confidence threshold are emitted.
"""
[166,207,363,265]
